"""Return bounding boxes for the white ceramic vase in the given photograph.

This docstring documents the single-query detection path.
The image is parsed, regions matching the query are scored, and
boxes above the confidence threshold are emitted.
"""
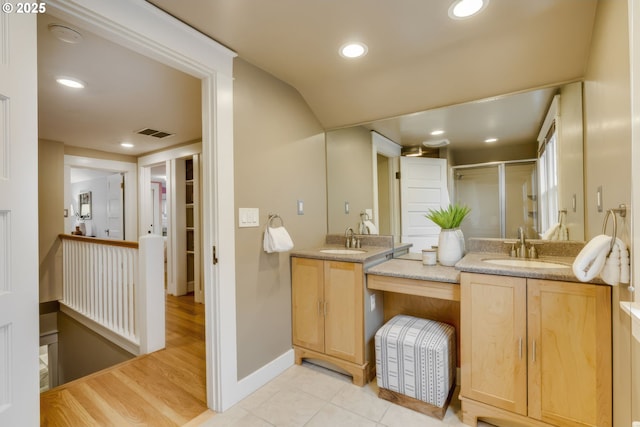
[437,228,465,266]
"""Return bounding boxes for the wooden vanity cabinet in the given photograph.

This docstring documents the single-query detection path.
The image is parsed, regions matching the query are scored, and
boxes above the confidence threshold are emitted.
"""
[292,256,377,385]
[460,272,612,427]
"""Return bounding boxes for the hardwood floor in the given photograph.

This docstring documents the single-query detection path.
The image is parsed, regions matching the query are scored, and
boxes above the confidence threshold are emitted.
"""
[41,294,210,427]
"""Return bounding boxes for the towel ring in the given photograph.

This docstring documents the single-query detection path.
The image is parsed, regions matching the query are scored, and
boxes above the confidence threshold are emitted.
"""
[602,204,627,254]
[268,213,284,228]
[557,209,567,222]
[602,209,617,254]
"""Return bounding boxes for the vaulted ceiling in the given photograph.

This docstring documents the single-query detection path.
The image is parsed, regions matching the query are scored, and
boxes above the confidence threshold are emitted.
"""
[147,0,597,128]
[38,1,598,155]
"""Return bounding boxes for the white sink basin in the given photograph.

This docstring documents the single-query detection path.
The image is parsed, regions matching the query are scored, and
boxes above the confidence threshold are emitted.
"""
[482,258,570,269]
[320,249,366,255]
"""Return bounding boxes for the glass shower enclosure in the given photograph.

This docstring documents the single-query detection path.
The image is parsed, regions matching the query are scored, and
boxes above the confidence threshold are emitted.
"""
[452,160,537,241]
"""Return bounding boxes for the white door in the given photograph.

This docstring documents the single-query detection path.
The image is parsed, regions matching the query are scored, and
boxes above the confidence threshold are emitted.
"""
[400,157,450,252]
[106,173,124,239]
[0,9,39,426]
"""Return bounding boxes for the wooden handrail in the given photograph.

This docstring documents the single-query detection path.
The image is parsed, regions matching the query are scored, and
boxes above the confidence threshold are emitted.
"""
[59,233,139,249]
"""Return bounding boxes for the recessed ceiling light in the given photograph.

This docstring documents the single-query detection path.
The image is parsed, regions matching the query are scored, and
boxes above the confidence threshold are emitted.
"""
[120,142,134,148]
[48,24,83,44]
[484,137,498,143]
[449,0,489,19]
[423,139,450,148]
[430,130,445,136]
[56,76,85,89]
[339,42,368,58]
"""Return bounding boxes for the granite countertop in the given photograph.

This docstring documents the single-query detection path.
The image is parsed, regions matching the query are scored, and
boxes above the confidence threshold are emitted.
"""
[290,245,394,264]
[290,235,412,264]
[455,252,605,284]
[366,247,606,286]
[366,255,460,283]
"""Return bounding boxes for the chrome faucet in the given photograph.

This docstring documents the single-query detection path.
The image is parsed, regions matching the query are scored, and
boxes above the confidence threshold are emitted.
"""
[345,227,355,248]
[517,226,527,258]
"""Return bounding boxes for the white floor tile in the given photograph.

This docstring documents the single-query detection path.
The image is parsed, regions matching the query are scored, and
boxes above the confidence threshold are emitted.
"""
[305,403,379,427]
[199,363,499,427]
[330,382,391,422]
[251,389,325,427]
[199,406,272,427]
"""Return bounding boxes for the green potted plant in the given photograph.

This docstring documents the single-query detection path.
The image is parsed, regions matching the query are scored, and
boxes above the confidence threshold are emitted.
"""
[425,204,471,266]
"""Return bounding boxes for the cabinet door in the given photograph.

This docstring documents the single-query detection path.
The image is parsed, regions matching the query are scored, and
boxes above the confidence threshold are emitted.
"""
[324,261,364,364]
[291,257,325,353]
[461,273,527,415]
[528,279,612,427]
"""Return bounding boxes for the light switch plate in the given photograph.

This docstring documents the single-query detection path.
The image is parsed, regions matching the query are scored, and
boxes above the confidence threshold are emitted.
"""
[239,208,260,227]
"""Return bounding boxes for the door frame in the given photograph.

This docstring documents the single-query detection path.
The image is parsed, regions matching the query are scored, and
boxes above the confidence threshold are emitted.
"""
[46,0,239,411]
[139,143,202,298]
[371,131,401,237]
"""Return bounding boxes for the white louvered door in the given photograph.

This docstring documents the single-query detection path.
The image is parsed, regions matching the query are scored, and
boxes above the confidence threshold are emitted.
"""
[0,5,39,425]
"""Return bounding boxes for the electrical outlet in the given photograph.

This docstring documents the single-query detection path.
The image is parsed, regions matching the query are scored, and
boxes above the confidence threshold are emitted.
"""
[370,294,376,311]
[345,201,350,214]
[297,199,304,215]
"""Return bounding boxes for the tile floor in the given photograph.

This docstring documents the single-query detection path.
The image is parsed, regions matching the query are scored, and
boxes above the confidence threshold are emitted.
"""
[199,362,494,427]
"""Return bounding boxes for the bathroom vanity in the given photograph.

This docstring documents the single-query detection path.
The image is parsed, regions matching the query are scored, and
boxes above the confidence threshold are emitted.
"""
[364,239,612,427]
[290,235,402,385]
[455,249,612,427]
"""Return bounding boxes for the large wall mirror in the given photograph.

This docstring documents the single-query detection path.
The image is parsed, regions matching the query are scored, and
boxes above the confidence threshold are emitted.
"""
[326,81,585,244]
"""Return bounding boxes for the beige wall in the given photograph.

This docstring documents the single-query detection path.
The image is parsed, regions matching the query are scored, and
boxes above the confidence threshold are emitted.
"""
[557,82,585,241]
[584,0,632,240]
[64,145,137,163]
[326,127,374,234]
[57,312,133,383]
[233,58,326,379]
[39,139,65,303]
[582,1,633,426]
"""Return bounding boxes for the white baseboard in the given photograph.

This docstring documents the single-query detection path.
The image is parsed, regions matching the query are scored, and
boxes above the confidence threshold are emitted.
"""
[230,349,295,408]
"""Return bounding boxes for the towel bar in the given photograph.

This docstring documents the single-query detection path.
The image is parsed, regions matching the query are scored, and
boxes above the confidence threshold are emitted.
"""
[602,204,627,253]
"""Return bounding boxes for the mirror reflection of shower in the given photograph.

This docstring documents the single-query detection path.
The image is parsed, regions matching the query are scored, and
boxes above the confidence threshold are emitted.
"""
[453,160,537,242]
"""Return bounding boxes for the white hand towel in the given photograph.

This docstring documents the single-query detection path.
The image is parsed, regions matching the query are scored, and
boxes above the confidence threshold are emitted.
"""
[542,223,559,240]
[363,220,378,235]
[599,238,630,286]
[558,224,568,241]
[263,226,294,253]
[601,241,620,285]
[572,234,611,282]
[620,242,630,284]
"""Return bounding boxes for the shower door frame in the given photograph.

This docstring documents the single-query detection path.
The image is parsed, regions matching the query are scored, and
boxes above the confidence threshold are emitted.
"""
[451,158,537,239]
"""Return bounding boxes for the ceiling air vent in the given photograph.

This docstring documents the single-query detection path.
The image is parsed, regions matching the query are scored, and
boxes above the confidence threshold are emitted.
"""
[136,128,174,139]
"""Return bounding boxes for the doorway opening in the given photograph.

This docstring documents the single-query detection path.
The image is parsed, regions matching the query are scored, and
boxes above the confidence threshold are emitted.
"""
[139,147,203,304]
